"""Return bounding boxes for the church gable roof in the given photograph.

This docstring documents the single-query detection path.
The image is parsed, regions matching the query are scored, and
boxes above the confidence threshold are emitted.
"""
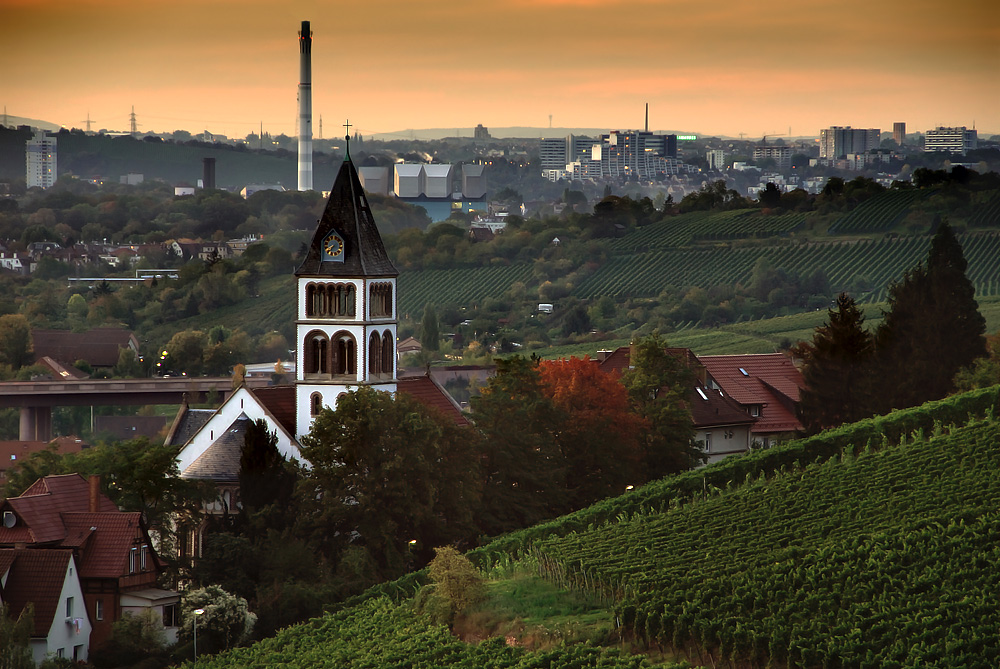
[296,158,398,278]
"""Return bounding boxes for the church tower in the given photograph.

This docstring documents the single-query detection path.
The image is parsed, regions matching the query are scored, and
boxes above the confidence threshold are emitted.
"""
[294,144,398,438]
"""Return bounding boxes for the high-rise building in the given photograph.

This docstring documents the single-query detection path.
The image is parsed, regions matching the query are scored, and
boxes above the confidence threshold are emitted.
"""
[893,122,906,146]
[706,149,726,170]
[26,131,57,189]
[819,126,880,159]
[539,137,568,169]
[924,127,977,155]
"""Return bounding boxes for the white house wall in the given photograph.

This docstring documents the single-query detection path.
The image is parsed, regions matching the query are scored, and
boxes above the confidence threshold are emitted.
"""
[37,555,91,665]
[697,424,753,465]
[175,387,302,474]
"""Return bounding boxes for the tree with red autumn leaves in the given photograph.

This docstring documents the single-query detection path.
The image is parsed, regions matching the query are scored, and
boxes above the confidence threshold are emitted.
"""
[538,356,645,507]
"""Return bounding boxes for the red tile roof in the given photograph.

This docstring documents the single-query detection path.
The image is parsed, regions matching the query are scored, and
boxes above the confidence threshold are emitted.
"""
[0,548,74,637]
[689,384,757,429]
[61,512,149,579]
[0,474,117,546]
[699,354,805,434]
[398,375,470,426]
[252,386,297,435]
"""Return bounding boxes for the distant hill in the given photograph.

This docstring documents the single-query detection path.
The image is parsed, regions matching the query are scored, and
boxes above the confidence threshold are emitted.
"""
[369,127,704,140]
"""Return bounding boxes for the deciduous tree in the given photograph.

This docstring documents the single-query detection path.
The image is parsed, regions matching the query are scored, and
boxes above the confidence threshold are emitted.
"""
[537,356,644,506]
[621,333,701,477]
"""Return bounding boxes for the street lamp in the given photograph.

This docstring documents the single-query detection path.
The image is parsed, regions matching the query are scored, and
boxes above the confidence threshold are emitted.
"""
[193,608,205,662]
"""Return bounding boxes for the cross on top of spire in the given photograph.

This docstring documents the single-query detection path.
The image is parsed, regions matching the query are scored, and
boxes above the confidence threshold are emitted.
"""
[344,119,352,160]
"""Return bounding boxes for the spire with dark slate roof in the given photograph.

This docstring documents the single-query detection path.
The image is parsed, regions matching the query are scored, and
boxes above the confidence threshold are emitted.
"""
[296,157,398,278]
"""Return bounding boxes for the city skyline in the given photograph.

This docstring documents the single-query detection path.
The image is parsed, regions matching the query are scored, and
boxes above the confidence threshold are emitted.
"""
[3,0,999,139]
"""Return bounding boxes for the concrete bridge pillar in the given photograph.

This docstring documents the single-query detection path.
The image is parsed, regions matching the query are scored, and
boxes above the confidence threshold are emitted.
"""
[19,406,52,442]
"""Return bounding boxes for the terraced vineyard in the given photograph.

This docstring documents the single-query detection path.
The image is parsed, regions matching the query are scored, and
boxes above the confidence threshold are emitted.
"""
[610,209,807,252]
[397,264,537,315]
[828,189,928,234]
[532,419,1000,667]
[576,232,1000,301]
[969,189,1000,227]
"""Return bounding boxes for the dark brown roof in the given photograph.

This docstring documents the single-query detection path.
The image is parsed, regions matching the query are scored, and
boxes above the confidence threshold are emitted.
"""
[164,406,214,447]
[296,158,398,278]
[252,386,297,435]
[31,328,137,368]
[0,548,74,637]
[398,375,470,426]
[689,384,756,429]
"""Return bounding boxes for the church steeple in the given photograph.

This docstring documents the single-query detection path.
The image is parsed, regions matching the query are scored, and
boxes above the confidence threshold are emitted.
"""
[296,157,397,279]
[294,152,398,438]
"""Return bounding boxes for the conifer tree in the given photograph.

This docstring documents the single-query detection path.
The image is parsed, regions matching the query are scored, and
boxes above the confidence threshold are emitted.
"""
[420,303,439,352]
[875,222,986,412]
[794,293,874,433]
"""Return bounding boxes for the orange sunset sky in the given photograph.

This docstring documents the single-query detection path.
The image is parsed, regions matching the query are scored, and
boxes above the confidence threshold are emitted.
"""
[3,0,999,139]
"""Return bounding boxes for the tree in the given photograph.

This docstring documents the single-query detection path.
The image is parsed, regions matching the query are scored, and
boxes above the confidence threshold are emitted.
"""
[112,347,143,378]
[238,419,296,534]
[758,182,782,209]
[0,602,34,669]
[164,329,207,376]
[417,546,486,626]
[793,293,875,433]
[178,585,256,654]
[420,303,439,352]
[471,355,567,536]
[299,386,480,576]
[537,356,644,506]
[621,333,701,477]
[0,314,32,369]
[875,222,986,412]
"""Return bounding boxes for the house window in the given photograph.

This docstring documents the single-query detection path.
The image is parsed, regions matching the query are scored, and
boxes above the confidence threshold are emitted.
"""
[74,645,83,661]
[140,544,149,571]
[129,546,137,573]
[66,596,74,617]
[163,603,178,627]
[57,649,64,659]
[96,599,104,621]
[749,405,760,417]
[704,433,712,453]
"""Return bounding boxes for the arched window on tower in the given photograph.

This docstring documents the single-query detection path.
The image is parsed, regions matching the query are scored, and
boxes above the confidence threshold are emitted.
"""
[304,331,330,376]
[310,392,323,416]
[333,334,357,376]
[381,332,394,376]
[369,283,392,318]
[368,332,381,378]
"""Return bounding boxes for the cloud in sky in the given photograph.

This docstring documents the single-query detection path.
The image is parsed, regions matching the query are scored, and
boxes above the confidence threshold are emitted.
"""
[3,0,998,136]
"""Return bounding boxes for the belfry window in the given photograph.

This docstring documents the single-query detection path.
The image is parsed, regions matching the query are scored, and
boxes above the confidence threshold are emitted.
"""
[370,283,392,318]
[305,283,357,318]
[334,335,357,375]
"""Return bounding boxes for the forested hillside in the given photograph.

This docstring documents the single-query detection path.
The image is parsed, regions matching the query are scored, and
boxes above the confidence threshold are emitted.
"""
[182,387,1000,669]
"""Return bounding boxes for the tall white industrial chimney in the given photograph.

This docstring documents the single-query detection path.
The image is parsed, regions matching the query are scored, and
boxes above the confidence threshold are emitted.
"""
[297,20,313,191]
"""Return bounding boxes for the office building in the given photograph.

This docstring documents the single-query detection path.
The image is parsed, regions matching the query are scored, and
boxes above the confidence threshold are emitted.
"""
[707,150,726,170]
[819,127,880,159]
[26,132,57,189]
[753,145,791,170]
[893,122,905,145]
[924,127,977,155]
[540,137,568,169]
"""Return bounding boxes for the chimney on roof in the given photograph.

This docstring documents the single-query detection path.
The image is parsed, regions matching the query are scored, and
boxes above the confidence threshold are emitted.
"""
[88,474,100,513]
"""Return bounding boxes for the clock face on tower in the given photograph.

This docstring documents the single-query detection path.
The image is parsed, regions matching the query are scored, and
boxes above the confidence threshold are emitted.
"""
[322,231,345,261]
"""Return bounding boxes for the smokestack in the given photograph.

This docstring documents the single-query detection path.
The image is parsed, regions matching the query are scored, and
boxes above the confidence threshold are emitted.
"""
[202,157,216,190]
[645,103,648,133]
[89,475,100,513]
[298,20,313,191]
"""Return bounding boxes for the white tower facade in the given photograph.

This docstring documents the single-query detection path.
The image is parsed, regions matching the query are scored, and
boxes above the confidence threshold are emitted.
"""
[26,132,57,189]
[294,154,398,437]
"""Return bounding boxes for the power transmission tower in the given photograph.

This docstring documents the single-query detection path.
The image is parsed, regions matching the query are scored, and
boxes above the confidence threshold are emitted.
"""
[129,106,138,135]
[82,112,92,133]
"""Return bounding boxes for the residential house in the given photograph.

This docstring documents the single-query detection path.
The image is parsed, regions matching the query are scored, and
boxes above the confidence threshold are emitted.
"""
[0,436,87,487]
[31,328,140,371]
[595,347,757,463]
[0,548,92,665]
[699,353,805,446]
[0,474,179,649]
